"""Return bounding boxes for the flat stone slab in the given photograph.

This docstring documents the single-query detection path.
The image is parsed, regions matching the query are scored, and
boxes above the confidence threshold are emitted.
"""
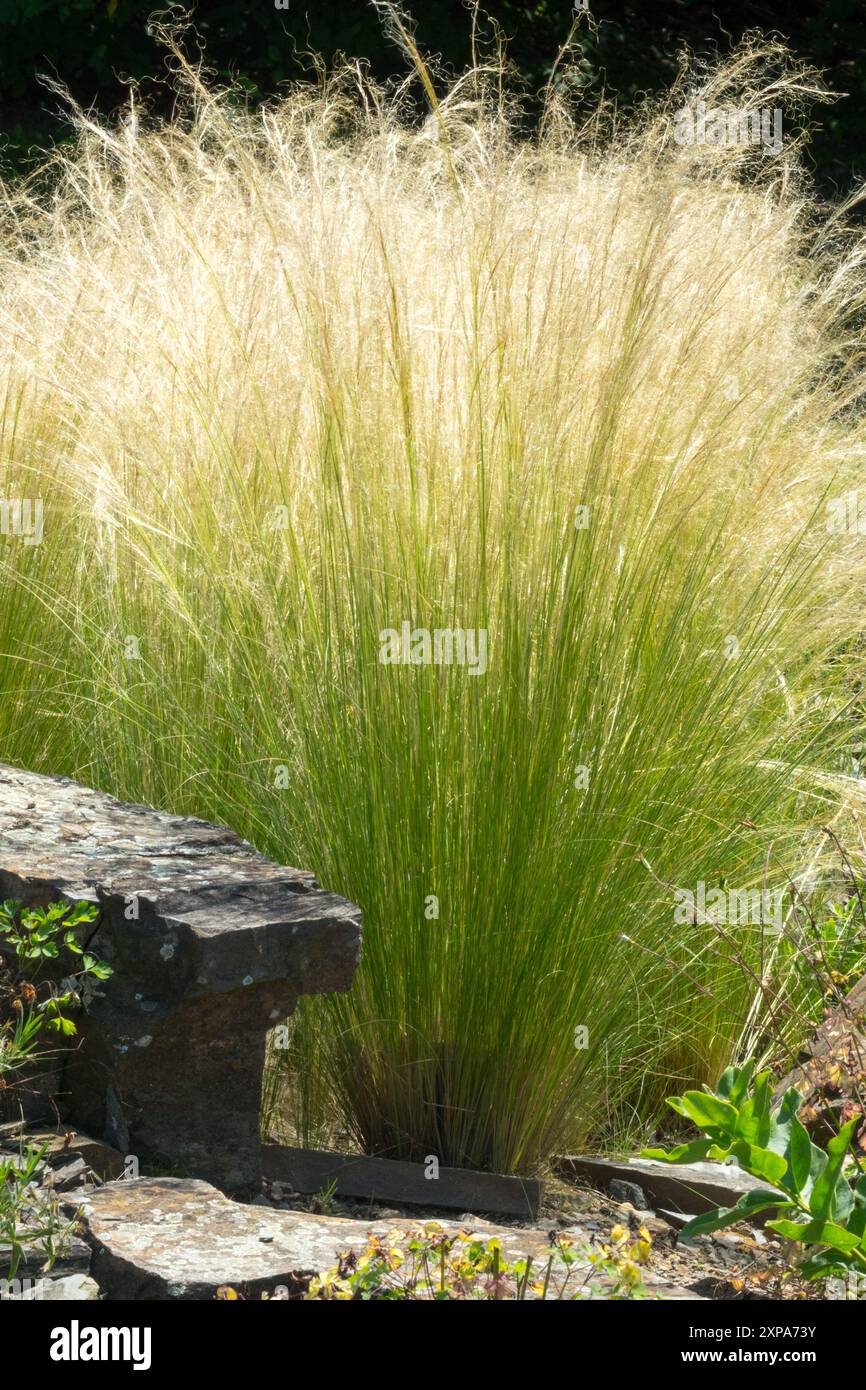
[262,1144,543,1219]
[0,765,362,1189]
[70,1178,705,1300]
[0,1274,101,1301]
[1,1126,125,1183]
[555,1155,769,1220]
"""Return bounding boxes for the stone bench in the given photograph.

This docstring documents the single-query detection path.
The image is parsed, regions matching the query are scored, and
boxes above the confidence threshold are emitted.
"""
[0,765,362,1190]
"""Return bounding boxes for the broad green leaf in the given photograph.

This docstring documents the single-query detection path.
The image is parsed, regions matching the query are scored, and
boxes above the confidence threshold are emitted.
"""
[809,1119,857,1220]
[786,1115,813,1199]
[848,1175,866,1240]
[767,1217,861,1255]
[708,1140,787,1187]
[735,1073,773,1145]
[718,1062,755,1106]
[798,1252,853,1280]
[832,1174,855,1225]
[640,1140,713,1164]
[807,1142,828,1201]
[775,1088,805,1122]
[679,1091,739,1138]
[680,1189,790,1241]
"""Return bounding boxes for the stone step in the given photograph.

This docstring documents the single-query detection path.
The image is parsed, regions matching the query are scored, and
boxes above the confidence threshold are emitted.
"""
[262,1143,543,1218]
[1,1127,126,1181]
[69,1176,706,1300]
[554,1154,770,1221]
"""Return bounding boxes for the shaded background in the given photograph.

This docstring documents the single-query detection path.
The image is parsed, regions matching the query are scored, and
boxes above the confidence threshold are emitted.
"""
[0,1,865,197]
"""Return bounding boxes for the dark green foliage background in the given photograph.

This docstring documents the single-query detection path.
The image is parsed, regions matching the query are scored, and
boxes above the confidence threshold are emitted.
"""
[1,2,864,194]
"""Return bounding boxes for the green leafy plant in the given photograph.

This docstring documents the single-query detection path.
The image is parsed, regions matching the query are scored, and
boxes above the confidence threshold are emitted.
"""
[585,1223,656,1301]
[0,900,109,1276]
[0,1139,80,1280]
[218,1222,653,1300]
[0,1010,43,1082]
[309,1178,339,1215]
[0,898,109,1040]
[0,899,110,1122]
[643,1062,866,1280]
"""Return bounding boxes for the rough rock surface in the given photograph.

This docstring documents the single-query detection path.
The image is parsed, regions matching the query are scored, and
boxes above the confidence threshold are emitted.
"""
[72,1177,706,1300]
[556,1155,770,1220]
[0,765,362,1189]
[2,1274,101,1301]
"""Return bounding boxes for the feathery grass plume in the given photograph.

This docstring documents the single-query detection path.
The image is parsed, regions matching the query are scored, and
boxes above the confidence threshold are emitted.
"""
[2,19,866,1171]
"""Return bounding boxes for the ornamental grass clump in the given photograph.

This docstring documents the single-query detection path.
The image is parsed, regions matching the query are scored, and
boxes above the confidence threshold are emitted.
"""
[2,18,866,1172]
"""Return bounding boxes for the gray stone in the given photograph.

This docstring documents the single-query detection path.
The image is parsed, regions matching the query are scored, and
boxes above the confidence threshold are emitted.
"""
[4,1273,101,1301]
[71,1177,707,1301]
[6,1127,126,1182]
[43,1156,90,1191]
[556,1155,771,1222]
[47,1274,102,1300]
[657,1207,691,1231]
[262,1143,543,1218]
[608,1178,648,1208]
[0,765,362,1191]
